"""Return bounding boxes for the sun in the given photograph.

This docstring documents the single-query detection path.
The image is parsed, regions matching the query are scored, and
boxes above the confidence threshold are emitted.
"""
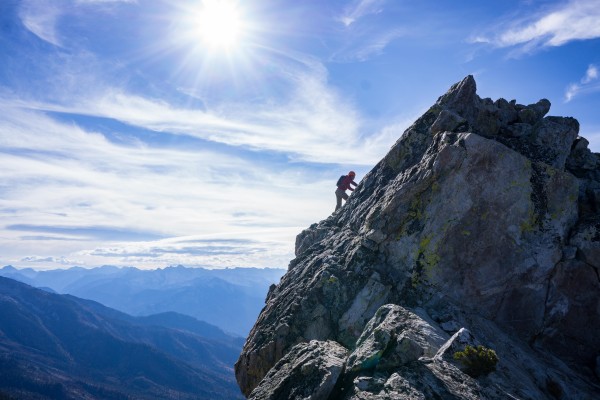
[194,0,243,50]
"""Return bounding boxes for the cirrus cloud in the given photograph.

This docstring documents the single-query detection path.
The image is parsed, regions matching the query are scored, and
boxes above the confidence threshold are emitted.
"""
[472,0,600,52]
[338,0,387,27]
[565,64,600,102]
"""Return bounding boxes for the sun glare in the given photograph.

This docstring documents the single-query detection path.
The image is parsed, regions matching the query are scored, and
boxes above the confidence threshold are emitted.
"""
[195,0,243,49]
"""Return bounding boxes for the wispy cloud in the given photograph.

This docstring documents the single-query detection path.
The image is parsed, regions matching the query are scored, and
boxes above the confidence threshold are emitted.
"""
[472,0,600,51]
[0,103,341,268]
[21,236,89,242]
[79,234,293,268]
[339,0,387,27]
[18,0,137,47]
[582,64,599,84]
[565,64,600,102]
[20,255,82,265]
[8,224,165,241]
[331,29,405,62]
[332,0,404,63]
[19,0,63,46]
[75,0,137,4]
[14,75,393,165]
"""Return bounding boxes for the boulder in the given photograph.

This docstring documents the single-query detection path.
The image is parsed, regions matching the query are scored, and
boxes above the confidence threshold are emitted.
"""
[247,340,348,400]
[346,304,447,372]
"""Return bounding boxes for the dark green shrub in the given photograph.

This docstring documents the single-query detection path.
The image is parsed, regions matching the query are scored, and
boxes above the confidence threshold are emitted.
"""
[453,345,498,377]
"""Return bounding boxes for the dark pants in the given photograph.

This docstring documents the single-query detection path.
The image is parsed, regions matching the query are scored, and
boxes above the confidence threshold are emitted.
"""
[335,189,348,211]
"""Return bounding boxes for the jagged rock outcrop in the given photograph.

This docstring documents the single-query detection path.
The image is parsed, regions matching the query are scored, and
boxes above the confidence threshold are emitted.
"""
[236,76,600,399]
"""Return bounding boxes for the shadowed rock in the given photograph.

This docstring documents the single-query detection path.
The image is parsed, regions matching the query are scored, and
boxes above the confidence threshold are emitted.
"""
[247,340,347,400]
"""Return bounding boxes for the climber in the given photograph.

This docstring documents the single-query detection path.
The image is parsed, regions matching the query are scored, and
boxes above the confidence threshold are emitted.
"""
[335,171,357,211]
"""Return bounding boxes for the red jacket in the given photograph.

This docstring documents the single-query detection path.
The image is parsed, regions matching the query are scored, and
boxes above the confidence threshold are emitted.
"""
[337,175,357,192]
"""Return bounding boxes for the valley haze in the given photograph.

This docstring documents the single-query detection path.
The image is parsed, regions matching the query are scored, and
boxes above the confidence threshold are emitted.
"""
[0,264,285,336]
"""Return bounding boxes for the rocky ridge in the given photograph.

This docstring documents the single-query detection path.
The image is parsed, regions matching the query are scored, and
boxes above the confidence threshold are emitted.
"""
[236,76,600,399]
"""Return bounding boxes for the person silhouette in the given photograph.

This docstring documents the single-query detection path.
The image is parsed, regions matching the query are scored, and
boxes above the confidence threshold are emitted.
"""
[335,171,357,211]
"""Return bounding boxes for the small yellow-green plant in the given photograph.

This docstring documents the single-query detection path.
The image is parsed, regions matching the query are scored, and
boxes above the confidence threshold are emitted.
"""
[453,345,498,377]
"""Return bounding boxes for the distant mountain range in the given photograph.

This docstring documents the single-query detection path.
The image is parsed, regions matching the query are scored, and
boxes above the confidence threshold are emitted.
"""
[0,276,244,399]
[0,265,285,336]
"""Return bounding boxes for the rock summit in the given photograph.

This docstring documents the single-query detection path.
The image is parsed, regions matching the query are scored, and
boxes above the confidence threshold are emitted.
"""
[236,76,600,399]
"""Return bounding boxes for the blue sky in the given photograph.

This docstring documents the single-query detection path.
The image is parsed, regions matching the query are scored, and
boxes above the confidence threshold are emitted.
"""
[1,0,599,270]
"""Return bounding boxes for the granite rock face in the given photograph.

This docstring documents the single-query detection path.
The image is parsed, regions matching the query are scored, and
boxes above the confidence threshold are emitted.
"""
[248,340,348,400]
[236,76,600,399]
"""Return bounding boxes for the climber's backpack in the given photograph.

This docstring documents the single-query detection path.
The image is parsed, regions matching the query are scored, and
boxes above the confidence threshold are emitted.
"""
[336,175,346,187]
